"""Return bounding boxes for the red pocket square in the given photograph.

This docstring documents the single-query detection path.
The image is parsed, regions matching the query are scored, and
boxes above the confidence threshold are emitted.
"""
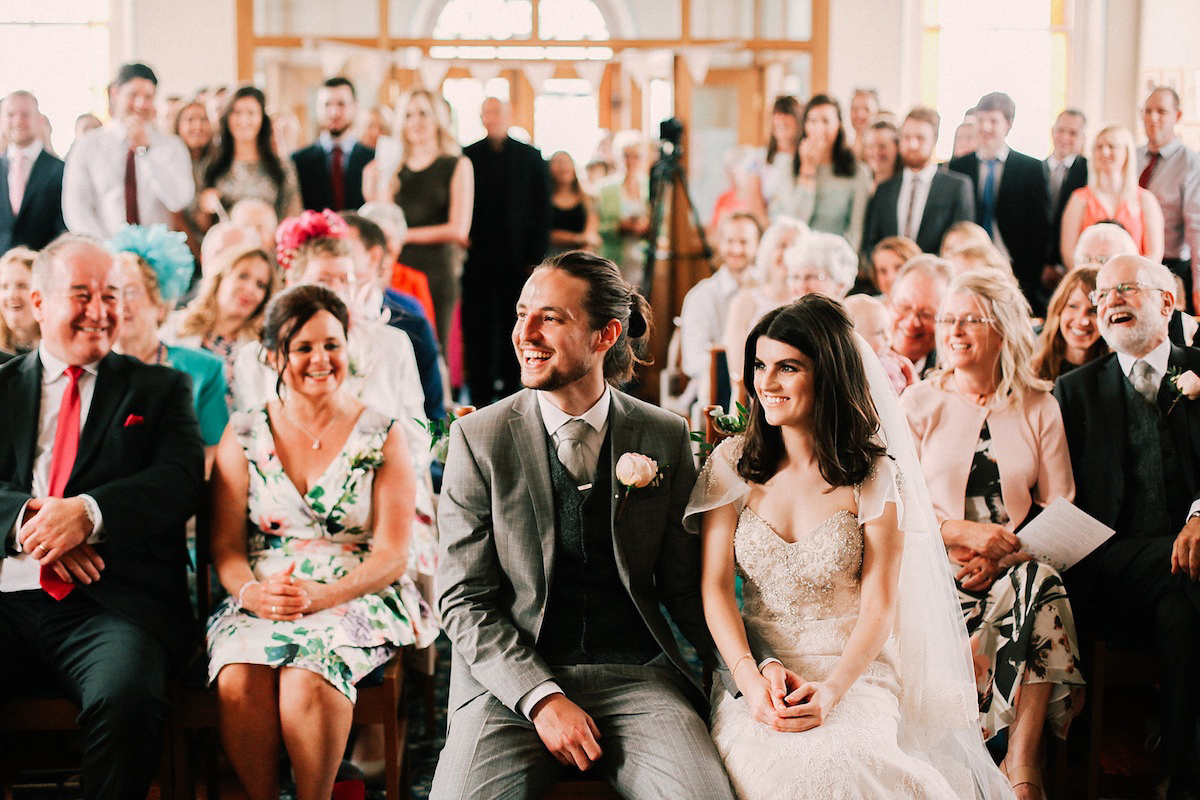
[123,414,145,427]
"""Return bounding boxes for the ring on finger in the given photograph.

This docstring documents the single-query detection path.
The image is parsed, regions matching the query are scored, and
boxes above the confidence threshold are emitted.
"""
[272,605,278,613]
[33,544,46,554]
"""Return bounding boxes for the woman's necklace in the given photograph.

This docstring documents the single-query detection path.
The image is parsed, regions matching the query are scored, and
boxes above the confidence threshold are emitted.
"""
[953,370,995,406]
[283,406,341,450]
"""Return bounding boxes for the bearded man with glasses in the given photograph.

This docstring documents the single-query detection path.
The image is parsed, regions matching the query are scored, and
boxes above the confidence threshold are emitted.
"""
[1055,253,1200,800]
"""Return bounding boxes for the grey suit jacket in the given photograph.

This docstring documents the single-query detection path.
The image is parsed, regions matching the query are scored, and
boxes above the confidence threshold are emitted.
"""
[437,388,714,719]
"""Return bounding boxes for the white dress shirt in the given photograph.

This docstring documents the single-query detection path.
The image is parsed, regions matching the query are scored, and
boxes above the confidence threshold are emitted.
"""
[679,267,742,405]
[897,163,938,241]
[62,122,195,238]
[7,140,43,208]
[517,388,613,719]
[319,131,358,165]
[1,345,105,592]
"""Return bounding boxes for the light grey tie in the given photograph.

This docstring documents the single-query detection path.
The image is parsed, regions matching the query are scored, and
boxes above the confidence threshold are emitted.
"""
[1132,359,1159,405]
[556,418,593,485]
[903,174,920,240]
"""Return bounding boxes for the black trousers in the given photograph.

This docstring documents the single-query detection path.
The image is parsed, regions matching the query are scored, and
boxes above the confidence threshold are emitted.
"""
[461,273,522,407]
[0,590,172,800]
[1066,535,1200,778]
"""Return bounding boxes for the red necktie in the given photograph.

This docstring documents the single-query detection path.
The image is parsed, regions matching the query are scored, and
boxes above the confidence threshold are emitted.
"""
[1139,151,1160,189]
[331,146,346,211]
[124,147,140,224]
[41,365,83,600]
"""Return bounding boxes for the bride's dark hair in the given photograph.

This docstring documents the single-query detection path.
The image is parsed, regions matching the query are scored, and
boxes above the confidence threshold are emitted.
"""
[738,295,886,487]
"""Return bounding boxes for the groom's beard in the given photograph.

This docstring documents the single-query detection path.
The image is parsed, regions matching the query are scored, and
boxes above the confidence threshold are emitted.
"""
[518,353,594,392]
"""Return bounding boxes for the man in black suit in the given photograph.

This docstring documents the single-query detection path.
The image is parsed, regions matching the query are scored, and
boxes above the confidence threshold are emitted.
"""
[0,235,204,798]
[1054,254,1200,800]
[461,98,550,406]
[0,90,65,253]
[291,77,373,212]
[948,92,1052,314]
[862,106,973,257]
[1044,108,1088,270]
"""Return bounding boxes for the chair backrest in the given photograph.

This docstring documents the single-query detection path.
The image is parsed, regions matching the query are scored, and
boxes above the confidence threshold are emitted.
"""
[708,347,731,411]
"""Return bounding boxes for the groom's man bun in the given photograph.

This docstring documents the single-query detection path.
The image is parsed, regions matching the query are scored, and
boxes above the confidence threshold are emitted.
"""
[538,250,653,386]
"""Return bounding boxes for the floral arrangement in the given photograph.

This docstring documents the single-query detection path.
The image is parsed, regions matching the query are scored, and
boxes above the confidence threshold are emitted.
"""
[275,209,350,270]
[108,223,195,304]
[418,405,477,463]
[690,402,749,459]
[1168,367,1200,414]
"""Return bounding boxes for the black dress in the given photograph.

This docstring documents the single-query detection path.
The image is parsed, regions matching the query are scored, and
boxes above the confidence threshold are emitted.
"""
[549,200,587,256]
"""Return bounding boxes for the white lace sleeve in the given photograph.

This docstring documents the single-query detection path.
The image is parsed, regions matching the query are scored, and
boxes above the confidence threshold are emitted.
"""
[683,436,751,534]
[856,453,904,528]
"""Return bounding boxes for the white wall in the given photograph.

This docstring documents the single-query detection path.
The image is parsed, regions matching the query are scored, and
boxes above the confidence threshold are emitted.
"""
[826,0,914,116]
[111,0,237,99]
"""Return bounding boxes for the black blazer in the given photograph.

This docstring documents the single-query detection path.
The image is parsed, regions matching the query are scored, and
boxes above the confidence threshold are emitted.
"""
[0,150,65,253]
[0,352,205,659]
[462,136,551,289]
[1046,155,1088,265]
[862,168,975,257]
[1053,344,1200,538]
[947,149,1051,292]
[292,142,374,212]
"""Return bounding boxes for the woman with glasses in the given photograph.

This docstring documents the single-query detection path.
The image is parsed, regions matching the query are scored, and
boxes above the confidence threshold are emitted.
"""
[900,270,1084,800]
[1033,267,1108,381]
[1060,124,1165,269]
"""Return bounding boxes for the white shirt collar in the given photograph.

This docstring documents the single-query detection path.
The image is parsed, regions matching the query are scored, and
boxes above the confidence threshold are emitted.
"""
[538,386,612,438]
[6,141,42,163]
[38,343,101,384]
[713,267,743,294]
[904,163,938,183]
[1116,335,1172,380]
[1047,153,1076,171]
[319,131,358,154]
[979,145,1010,164]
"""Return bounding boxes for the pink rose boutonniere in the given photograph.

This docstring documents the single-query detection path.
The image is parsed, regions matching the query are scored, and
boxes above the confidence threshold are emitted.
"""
[1169,368,1200,414]
[615,452,661,523]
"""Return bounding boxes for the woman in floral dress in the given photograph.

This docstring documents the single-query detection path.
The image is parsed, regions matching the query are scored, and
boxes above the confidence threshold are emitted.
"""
[207,284,436,800]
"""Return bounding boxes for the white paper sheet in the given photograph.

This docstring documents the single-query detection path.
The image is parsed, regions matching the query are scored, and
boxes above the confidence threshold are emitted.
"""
[1017,497,1116,572]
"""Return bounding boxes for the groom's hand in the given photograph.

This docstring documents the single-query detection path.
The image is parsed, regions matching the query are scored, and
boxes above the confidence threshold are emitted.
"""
[531,693,603,770]
[761,662,804,709]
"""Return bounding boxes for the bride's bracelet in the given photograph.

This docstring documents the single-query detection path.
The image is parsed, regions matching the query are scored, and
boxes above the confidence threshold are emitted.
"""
[731,652,755,677]
[235,579,260,610]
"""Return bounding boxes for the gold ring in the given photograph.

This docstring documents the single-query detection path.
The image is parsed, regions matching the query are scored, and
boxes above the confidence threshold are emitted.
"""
[272,605,278,613]
[34,544,46,554]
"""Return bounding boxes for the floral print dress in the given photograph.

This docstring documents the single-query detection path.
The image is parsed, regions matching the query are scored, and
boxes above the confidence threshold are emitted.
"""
[206,406,438,702]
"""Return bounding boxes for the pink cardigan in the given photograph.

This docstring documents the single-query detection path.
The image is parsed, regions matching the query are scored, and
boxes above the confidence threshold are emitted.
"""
[899,380,1076,531]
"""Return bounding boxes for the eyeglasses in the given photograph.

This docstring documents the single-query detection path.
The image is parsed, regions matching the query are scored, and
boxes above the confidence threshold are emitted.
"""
[934,314,996,328]
[1087,282,1163,306]
[791,271,830,284]
[890,304,937,325]
[1075,254,1112,266]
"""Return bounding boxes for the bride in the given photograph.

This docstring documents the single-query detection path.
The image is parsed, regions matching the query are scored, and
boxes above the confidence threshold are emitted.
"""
[686,295,1011,799]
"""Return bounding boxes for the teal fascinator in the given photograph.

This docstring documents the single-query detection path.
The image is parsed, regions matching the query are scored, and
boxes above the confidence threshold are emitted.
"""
[108,224,195,305]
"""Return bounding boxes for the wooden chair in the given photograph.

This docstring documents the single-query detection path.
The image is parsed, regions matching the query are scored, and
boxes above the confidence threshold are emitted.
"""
[169,492,411,800]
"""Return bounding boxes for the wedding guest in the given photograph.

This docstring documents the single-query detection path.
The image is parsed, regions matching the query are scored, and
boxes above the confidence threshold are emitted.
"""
[771,95,872,252]
[433,251,734,799]
[1061,123,1164,269]
[939,219,992,257]
[357,201,437,329]
[162,243,276,410]
[755,96,803,213]
[901,270,1084,800]
[111,227,227,452]
[1045,109,1088,269]
[1033,266,1106,382]
[688,294,1009,798]
[848,87,880,158]
[0,246,39,356]
[944,241,1015,279]
[229,197,279,256]
[783,230,858,300]
[360,106,390,151]
[844,293,915,395]
[596,130,651,286]
[888,255,951,378]
[861,120,901,188]
[548,150,600,255]
[0,235,204,798]
[1054,254,1200,799]
[707,147,768,239]
[0,91,66,253]
[292,77,374,213]
[386,89,473,351]
[198,87,302,226]
[175,101,214,166]
[207,284,435,800]
[723,217,809,386]
[679,211,762,411]
[63,63,195,238]
[868,235,920,297]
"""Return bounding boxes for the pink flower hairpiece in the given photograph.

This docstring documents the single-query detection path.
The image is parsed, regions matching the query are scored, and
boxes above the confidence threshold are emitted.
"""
[275,209,350,270]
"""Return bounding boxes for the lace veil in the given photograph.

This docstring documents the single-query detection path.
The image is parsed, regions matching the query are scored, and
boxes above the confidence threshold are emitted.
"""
[685,334,1012,799]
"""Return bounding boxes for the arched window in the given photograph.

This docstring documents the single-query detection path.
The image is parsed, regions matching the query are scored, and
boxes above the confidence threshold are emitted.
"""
[922,0,1070,159]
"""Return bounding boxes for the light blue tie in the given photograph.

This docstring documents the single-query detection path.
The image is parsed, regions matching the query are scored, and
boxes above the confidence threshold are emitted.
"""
[980,158,998,237]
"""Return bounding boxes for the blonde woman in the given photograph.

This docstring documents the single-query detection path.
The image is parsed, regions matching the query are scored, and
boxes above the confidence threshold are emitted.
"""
[1061,124,1164,268]
[900,270,1085,799]
[0,246,39,356]
[374,89,473,349]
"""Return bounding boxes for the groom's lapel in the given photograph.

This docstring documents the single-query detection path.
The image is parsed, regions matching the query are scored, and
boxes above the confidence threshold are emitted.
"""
[509,390,556,591]
[608,391,643,579]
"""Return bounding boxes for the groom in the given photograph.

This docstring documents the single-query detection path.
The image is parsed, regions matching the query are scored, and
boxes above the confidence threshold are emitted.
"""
[432,252,735,798]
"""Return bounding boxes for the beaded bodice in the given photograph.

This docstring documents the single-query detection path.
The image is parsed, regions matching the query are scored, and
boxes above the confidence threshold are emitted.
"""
[735,506,865,625]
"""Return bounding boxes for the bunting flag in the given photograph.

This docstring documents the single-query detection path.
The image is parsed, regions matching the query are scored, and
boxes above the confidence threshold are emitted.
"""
[316,41,352,78]
[395,46,424,71]
[680,47,714,86]
[574,60,607,91]
[468,60,505,84]
[521,61,556,91]
[621,50,648,88]
[418,57,451,90]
